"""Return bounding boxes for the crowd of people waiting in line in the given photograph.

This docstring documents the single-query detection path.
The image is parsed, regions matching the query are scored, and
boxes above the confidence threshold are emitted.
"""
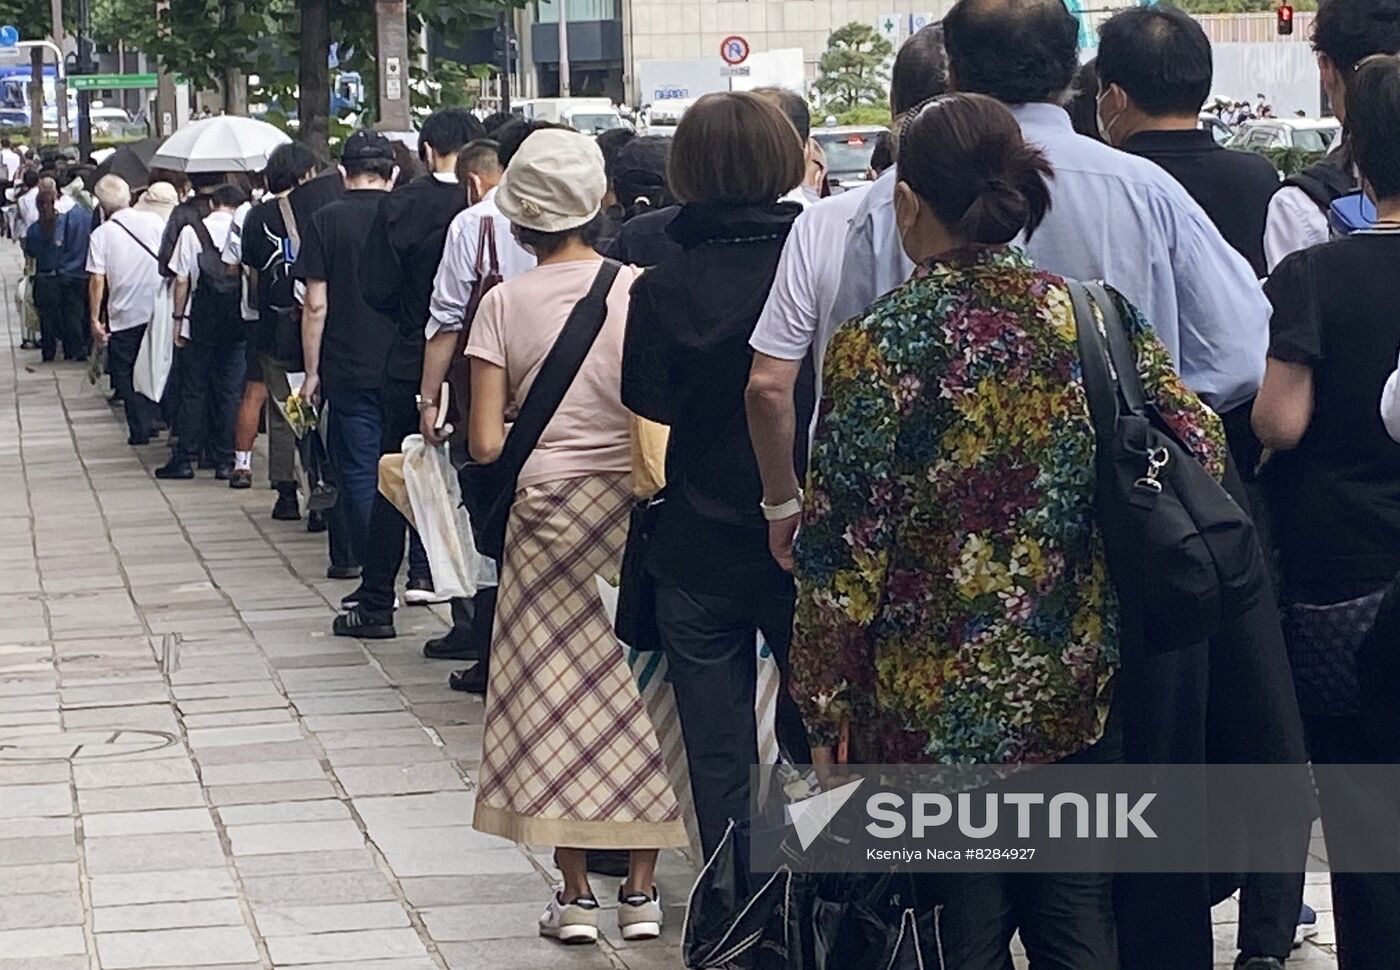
[6,0,1400,965]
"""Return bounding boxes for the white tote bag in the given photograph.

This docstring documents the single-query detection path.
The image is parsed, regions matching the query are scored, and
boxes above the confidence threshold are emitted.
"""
[133,283,175,402]
[400,434,496,599]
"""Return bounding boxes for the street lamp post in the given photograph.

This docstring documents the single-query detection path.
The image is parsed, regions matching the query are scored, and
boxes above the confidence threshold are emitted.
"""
[75,0,93,161]
[557,0,570,97]
[49,0,69,148]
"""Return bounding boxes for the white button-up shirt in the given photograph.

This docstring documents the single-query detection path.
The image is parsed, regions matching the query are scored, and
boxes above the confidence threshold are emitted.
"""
[425,188,536,339]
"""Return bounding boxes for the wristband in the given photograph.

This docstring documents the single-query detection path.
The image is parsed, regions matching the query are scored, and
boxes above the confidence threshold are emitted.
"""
[760,490,804,522]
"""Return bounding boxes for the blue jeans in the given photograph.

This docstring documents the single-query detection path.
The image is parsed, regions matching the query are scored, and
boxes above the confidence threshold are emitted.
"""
[324,387,382,568]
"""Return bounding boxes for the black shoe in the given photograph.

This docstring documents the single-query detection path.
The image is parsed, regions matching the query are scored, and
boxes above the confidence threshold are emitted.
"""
[307,511,328,533]
[198,457,216,470]
[1235,959,1286,970]
[333,605,396,639]
[127,434,151,446]
[41,353,55,363]
[214,465,233,481]
[423,628,479,661]
[154,459,194,480]
[272,493,300,520]
[404,576,450,606]
[326,564,362,581]
[448,662,489,695]
[108,390,123,405]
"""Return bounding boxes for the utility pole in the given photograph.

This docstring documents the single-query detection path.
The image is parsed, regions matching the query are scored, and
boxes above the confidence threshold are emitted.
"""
[154,0,176,136]
[557,0,570,97]
[76,0,93,160]
[49,0,69,148]
[374,0,411,131]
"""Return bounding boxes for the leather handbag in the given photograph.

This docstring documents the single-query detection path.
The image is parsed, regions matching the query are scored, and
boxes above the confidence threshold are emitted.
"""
[459,259,621,561]
[614,493,665,652]
[445,216,503,436]
[1069,282,1264,653]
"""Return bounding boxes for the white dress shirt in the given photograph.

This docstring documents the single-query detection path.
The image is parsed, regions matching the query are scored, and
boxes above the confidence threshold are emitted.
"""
[86,208,167,332]
[425,188,536,339]
[0,148,20,183]
[16,188,74,239]
[1263,187,1330,273]
[830,103,1271,414]
[172,209,235,294]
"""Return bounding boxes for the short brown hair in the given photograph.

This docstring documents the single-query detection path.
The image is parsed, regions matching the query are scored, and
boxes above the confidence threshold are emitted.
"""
[668,92,806,206]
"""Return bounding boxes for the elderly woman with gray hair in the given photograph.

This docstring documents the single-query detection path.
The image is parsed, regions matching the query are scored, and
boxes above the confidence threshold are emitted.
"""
[464,128,685,947]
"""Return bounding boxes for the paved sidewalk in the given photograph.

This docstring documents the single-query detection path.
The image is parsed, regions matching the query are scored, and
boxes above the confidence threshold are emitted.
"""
[0,246,1338,970]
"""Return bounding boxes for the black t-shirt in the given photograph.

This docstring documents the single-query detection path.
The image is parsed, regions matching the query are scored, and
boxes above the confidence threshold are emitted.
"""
[359,174,466,385]
[1262,232,1400,604]
[293,189,395,392]
[241,175,343,355]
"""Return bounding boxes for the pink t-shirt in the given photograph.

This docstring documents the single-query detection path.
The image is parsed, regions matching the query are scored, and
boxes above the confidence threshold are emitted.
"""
[465,259,638,491]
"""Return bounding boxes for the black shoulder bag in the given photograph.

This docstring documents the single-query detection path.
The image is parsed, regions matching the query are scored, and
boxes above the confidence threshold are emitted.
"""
[1069,282,1263,655]
[461,259,622,561]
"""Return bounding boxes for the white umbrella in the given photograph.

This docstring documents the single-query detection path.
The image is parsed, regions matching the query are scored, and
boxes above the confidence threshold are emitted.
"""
[151,116,293,173]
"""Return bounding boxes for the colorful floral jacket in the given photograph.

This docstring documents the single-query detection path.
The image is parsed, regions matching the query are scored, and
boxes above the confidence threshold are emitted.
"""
[790,246,1226,765]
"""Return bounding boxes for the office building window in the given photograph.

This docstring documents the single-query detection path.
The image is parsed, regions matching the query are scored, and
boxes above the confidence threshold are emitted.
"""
[535,0,620,23]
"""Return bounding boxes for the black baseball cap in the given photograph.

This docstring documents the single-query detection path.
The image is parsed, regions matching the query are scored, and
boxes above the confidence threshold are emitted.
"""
[341,129,395,162]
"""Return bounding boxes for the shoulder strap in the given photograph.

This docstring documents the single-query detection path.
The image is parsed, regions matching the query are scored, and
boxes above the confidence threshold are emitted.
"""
[1068,282,1121,447]
[277,195,300,254]
[490,260,622,484]
[1282,158,1355,214]
[191,216,217,257]
[1085,282,1146,416]
[112,216,159,262]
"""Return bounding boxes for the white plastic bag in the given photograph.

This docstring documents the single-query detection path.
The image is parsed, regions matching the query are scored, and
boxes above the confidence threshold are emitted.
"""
[133,283,175,402]
[401,434,496,599]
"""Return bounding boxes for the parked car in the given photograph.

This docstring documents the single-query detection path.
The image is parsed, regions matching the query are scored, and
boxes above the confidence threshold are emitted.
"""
[1199,113,1233,146]
[812,125,884,191]
[1228,118,1342,153]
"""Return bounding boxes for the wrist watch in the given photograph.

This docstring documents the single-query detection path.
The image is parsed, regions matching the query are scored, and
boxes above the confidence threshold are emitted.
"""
[760,489,804,522]
[414,394,437,412]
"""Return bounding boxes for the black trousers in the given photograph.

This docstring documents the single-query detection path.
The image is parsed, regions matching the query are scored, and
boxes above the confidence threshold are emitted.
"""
[653,579,812,860]
[172,340,245,467]
[106,325,158,441]
[1306,712,1400,970]
[32,274,87,360]
[357,378,431,615]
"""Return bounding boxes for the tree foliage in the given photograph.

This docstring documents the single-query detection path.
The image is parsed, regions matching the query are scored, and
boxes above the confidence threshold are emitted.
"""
[812,22,892,112]
[1171,0,1317,11]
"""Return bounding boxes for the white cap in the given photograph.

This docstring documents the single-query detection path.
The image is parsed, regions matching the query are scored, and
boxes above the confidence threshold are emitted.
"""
[496,129,606,233]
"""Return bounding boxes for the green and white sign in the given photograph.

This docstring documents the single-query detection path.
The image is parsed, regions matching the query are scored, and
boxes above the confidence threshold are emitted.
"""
[70,73,162,91]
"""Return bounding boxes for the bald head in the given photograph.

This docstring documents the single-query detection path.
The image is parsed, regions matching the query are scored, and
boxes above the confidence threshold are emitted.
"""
[944,0,1080,105]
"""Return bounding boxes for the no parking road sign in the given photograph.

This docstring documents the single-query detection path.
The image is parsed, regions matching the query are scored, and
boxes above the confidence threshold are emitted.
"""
[720,35,750,66]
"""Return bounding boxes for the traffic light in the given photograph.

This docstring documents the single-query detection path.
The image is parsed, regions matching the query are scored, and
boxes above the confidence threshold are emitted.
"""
[1277,3,1294,35]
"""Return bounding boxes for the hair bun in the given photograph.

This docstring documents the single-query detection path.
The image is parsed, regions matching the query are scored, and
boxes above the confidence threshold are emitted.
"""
[960,180,1031,246]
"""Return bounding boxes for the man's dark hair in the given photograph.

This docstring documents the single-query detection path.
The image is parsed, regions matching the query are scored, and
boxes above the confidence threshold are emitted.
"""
[1,137,10,148]
[1097,6,1213,116]
[481,111,514,136]
[420,108,486,157]
[1313,0,1400,77]
[944,0,1080,104]
[751,86,811,142]
[516,215,602,255]
[264,142,321,194]
[596,127,638,185]
[343,155,397,180]
[891,24,949,116]
[494,120,569,168]
[191,171,226,192]
[1064,58,1104,139]
[21,169,39,190]
[1347,55,1400,197]
[210,183,247,209]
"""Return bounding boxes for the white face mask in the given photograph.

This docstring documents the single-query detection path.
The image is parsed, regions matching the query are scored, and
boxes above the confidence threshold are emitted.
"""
[1096,89,1123,145]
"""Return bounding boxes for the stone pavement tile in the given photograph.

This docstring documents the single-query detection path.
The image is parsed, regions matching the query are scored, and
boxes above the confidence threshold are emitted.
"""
[95,926,261,968]
[272,962,438,970]
[233,849,379,877]
[315,727,437,750]
[172,680,289,701]
[83,808,217,837]
[200,759,329,787]
[0,816,72,839]
[0,892,85,929]
[176,694,290,716]
[437,939,616,970]
[241,872,400,907]
[0,708,61,728]
[206,780,339,807]
[420,902,550,942]
[0,834,77,866]
[61,704,180,732]
[186,723,305,749]
[182,708,297,729]
[0,783,72,818]
[0,762,71,786]
[399,874,551,909]
[335,762,467,797]
[0,957,89,970]
[93,897,247,933]
[74,757,199,788]
[0,863,80,896]
[251,901,412,936]
[322,744,448,768]
[216,800,351,827]
[84,831,227,874]
[0,926,87,959]
[300,711,425,733]
[192,741,321,766]
[354,792,476,831]
[264,927,430,964]
[227,819,366,856]
[375,834,534,878]
[89,868,239,907]
[271,652,376,671]
[78,782,207,814]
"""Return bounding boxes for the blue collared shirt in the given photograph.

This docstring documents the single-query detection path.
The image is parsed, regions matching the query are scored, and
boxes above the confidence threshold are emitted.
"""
[830,102,1269,413]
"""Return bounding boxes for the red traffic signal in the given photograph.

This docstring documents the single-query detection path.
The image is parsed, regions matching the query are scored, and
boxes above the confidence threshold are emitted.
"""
[1277,3,1294,35]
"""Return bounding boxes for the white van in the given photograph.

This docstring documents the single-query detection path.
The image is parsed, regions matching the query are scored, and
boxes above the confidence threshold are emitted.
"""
[516,98,626,135]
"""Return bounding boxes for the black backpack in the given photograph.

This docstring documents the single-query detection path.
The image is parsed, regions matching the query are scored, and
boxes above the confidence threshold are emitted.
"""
[1069,282,1265,654]
[191,218,243,298]
[189,217,245,344]
[1279,155,1355,216]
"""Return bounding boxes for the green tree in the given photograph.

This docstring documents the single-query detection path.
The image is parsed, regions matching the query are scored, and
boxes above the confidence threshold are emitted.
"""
[0,0,55,143]
[813,22,892,112]
[1171,0,1316,11]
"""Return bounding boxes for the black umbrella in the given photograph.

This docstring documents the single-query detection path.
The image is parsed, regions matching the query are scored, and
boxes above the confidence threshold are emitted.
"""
[94,139,159,192]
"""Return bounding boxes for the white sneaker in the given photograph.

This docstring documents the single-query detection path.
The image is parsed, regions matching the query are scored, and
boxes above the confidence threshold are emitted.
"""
[618,886,663,941]
[404,577,450,606]
[539,890,599,945]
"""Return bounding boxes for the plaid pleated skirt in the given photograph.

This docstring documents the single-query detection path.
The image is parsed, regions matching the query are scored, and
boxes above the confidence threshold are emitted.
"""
[473,472,686,849]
